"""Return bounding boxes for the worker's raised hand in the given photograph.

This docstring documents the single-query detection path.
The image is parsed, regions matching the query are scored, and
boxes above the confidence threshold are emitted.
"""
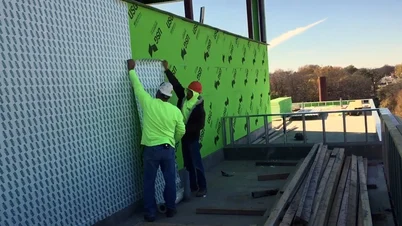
[162,60,169,71]
[127,59,135,71]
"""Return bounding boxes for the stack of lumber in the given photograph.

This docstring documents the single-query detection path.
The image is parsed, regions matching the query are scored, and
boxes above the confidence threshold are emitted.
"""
[263,143,373,226]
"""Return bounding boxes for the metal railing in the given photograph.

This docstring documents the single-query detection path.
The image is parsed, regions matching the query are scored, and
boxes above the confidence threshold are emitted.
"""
[292,99,372,110]
[381,110,402,226]
[221,108,380,147]
[292,99,353,109]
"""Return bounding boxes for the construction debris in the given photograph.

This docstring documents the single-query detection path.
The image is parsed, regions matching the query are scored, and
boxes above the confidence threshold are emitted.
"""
[263,143,373,226]
[251,189,279,198]
[221,171,234,177]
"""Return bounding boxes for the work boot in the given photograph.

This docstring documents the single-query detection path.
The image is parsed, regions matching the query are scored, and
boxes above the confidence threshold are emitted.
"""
[143,215,155,222]
[196,188,207,197]
[166,208,177,218]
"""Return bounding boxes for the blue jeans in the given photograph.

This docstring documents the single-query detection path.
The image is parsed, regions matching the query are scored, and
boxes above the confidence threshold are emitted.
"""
[143,144,176,217]
[182,139,207,191]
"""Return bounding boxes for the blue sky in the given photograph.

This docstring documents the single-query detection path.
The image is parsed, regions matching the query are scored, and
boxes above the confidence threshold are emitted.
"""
[152,0,402,72]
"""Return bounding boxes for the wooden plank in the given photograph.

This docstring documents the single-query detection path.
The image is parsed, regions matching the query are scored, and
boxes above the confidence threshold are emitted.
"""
[257,173,290,181]
[347,155,359,226]
[312,149,345,226]
[279,179,307,226]
[195,208,265,216]
[309,157,336,223]
[338,169,351,226]
[328,156,351,226]
[251,189,279,198]
[320,147,332,180]
[357,156,373,226]
[364,158,368,181]
[359,158,369,226]
[263,143,320,226]
[293,143,324,224]
[255,161,298,167]
[330,148,340,157]
[294,144,327,224]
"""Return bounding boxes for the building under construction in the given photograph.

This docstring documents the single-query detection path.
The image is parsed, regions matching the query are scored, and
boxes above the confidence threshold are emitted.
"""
[0,0,401,226]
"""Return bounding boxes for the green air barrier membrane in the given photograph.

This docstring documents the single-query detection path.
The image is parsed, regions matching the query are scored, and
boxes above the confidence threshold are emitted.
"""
[271,97,292,119]
[127,2,271,168]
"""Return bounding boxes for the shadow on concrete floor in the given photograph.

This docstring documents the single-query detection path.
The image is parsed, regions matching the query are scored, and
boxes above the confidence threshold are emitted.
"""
[119,160,300,226]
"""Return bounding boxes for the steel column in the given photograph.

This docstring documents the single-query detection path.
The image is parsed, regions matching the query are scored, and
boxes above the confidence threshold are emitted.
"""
[184,0,194,20]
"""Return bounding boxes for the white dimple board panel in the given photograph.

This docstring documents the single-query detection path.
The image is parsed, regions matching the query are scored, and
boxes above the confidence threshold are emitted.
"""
[134,59,183,206]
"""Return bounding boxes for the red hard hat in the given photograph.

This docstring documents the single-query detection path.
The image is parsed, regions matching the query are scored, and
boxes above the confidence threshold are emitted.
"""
[188,81,202,93]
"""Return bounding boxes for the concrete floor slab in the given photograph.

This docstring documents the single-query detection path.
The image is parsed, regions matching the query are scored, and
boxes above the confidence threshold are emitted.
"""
[120,160,300,226]
[367,163,395,226]
[269,113,379,144]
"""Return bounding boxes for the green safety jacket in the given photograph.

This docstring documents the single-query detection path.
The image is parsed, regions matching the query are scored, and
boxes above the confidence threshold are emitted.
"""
[129,70,186,148]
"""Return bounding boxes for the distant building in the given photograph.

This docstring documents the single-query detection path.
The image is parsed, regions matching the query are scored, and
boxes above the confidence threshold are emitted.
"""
[379,75,397,87]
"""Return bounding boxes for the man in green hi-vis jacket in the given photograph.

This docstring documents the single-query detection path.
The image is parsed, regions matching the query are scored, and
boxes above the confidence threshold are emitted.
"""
[127,59,185,222]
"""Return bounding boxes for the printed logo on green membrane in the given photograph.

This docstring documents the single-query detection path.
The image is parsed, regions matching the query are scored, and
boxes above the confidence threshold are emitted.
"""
[255,69,259,84]
[214,68,222,90]
[231,69,237,88]
[244,68,249,86]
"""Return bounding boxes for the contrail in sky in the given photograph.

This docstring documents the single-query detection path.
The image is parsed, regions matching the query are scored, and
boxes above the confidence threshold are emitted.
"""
[268,18,327,49]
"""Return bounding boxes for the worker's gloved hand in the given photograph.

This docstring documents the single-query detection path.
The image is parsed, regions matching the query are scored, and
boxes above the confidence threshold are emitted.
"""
[127,59,135,71]
[162,60,169,71]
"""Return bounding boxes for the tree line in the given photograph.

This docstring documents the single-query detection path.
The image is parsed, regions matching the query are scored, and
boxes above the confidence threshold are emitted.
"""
[270,64,402,117]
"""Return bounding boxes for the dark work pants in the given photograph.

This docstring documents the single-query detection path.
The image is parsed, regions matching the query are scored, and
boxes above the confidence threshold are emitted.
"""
[182,139,207,191]
[143,144,176,218]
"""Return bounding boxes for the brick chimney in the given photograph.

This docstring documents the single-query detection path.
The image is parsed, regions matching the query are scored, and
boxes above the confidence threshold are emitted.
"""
[318,76,327,101]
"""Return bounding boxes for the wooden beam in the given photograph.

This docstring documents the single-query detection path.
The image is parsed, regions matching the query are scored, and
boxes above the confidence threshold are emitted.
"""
[251,189,279,198]
[309,157,336,223]
[263,143,320,226]
[338,169,351,226]
[320,147,332,179]
[293,144,324,224]
[279,179,307,226]
[328,156,351,226]
[255,161,298,167]
[364,158,368,180]
[312,149,345,226]
[258,173,289,181]
[347,155,359,226]
[357,156,373,226]
[196,208,265,216]
[330,148,340,157]
[294,144,327,224]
